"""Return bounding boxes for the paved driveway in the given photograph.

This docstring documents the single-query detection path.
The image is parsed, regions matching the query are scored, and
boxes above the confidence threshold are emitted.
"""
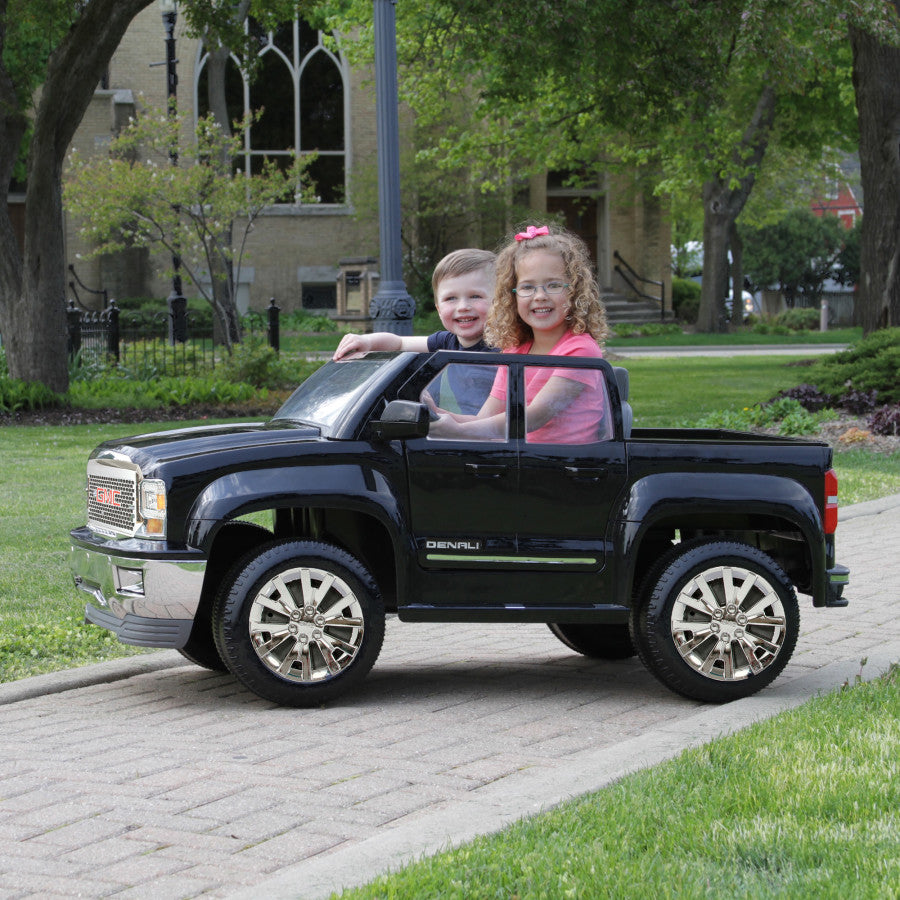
[1,495,898,899]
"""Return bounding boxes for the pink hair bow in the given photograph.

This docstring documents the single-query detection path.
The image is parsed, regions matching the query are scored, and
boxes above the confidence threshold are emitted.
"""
[515,225,550,241]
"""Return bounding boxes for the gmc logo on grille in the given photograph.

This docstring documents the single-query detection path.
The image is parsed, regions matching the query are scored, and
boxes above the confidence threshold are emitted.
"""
[94,487,122,508]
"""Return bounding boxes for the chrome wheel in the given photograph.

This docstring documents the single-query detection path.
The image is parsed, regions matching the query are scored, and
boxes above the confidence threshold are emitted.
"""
[670,564,788,682]
[249,566,365,683]
[215,540,385,706]
[632,540,799,703]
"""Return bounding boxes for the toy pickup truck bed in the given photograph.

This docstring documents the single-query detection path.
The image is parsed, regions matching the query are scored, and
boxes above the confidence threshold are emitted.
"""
[70,350,849,706]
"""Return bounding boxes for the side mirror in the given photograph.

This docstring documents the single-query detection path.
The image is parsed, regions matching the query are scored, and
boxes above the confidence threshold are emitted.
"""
[372,400,430,440]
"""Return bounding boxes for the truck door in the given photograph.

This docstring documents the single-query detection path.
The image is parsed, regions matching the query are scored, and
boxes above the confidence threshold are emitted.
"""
[402,359,520,570]
[400,355,626,613]
[513,359,627,601]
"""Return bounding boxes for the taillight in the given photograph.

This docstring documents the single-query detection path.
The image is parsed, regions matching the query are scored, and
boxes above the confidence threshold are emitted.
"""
[824,468,838,534]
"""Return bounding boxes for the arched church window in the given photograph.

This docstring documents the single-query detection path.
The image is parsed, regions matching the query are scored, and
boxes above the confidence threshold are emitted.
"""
[195,18,346,204]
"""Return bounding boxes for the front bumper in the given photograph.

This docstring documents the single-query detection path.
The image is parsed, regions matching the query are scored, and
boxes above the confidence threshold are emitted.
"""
[70,526,206,648]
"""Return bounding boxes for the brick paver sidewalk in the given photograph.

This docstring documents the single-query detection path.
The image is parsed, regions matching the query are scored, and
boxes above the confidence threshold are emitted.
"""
[1,495,898,899]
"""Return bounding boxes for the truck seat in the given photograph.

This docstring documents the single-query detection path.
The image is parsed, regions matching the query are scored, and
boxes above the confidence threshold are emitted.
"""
[613,366,633,438]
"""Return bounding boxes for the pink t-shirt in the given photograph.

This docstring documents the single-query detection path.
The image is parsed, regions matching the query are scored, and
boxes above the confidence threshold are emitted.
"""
[490,331,609,444]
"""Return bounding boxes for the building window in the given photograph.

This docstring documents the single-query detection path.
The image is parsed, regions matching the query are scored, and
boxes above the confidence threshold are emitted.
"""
[195,18,347,204]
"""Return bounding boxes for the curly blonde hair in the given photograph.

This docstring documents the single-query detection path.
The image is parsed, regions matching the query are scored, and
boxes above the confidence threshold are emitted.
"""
[484,225,609,350]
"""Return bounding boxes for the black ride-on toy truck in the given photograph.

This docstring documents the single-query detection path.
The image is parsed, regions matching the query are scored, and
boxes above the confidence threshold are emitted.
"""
[70,350,850,706]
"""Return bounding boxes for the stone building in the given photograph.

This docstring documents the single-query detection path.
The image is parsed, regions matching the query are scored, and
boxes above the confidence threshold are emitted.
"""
[61,7,671,319]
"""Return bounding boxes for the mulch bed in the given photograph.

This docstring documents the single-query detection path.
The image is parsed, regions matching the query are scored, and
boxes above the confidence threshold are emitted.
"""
[0,402,281,428]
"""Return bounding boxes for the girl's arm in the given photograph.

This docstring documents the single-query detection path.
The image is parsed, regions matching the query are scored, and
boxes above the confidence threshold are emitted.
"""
[522,375,585,432]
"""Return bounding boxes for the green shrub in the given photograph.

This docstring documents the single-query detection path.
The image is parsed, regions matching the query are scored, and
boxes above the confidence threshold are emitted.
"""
[0,374,64,413]
[612,322,683,339]
[68,348,119,382]
[690,397,826,436]
[774,307,820,331]
[806,328,900,403]
[750,320,792,335]
[217,337,297,389]
[67,374,260,409]
[117,295,211,323]
[414,308,442,334]
[276,309,339,333]
[672,277,701,323]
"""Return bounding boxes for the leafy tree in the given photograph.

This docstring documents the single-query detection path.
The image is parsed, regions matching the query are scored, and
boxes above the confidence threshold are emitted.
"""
[65,111,313,350]
[324,0,894,333]
[0,0,314,392]
[742,208,844,305]
[0,0,156,393]
[849,0,900,332]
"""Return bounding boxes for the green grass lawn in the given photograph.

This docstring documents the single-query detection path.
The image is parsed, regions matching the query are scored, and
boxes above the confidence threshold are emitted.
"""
[607,326,861,348]
[282,324,862,356]
[0,420,218,680]
[623,355,813,425]
[335,664,899,900]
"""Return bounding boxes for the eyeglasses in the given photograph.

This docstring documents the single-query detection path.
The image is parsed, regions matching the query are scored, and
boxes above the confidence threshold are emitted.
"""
[512,282,570,299]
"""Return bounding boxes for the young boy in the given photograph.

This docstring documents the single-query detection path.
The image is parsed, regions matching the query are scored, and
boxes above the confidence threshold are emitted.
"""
[332,248,496,360]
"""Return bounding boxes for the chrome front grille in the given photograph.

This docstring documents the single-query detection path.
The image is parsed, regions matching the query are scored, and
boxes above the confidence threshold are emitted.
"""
[87,460,139,536]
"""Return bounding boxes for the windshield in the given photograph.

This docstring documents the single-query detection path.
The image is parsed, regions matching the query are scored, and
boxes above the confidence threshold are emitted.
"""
[271,353,404,435]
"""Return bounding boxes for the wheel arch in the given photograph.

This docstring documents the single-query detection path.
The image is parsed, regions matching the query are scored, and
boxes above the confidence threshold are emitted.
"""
[615,473,826,606]
[190,467,405,616]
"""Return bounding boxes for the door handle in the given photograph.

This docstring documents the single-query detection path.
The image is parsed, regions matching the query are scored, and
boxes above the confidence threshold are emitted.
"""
[465,463,508,478]
[564,466,608,481]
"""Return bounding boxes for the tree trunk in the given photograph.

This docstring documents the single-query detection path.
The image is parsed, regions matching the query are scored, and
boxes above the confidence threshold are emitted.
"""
[698,181,732,332]
[850,5,900,333]
[0,5,27,353]
[696,85,777,333]
[0,0,154,391]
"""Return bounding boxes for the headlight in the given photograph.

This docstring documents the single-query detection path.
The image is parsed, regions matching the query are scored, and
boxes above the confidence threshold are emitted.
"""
[138,478,167,537]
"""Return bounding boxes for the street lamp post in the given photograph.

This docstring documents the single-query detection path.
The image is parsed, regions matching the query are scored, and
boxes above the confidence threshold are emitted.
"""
[369,0,415,334]
[158,0,186,343]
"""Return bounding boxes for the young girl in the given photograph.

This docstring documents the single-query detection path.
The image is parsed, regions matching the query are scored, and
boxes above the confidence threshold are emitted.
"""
[429,225,609,442]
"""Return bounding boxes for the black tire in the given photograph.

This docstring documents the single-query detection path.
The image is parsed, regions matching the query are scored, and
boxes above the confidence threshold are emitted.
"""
[213,540,385,707]
[630,539,799,703]
[547,623,636,660]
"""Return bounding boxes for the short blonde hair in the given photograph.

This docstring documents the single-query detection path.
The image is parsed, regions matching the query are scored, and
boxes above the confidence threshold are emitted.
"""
[431,248,496,296]
[484,226,609,350]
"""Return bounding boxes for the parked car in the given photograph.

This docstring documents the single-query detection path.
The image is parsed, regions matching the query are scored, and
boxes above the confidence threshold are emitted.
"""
[70,350,849,707]
[726,289,763,321]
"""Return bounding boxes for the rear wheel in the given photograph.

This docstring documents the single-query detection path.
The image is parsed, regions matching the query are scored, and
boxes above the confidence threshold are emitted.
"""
[213,540,385,706]
[631,540,799,703]
[547,623,636,659]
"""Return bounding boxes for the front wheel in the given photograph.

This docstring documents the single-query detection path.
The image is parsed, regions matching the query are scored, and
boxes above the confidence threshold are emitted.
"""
[213,540,385,706]
[631,540,799,703]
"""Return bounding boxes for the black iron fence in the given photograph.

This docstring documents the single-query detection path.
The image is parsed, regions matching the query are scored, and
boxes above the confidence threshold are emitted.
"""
[66,298,281,376]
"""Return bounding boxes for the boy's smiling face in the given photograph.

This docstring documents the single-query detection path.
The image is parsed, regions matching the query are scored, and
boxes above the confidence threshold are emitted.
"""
[434,268,494,347]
